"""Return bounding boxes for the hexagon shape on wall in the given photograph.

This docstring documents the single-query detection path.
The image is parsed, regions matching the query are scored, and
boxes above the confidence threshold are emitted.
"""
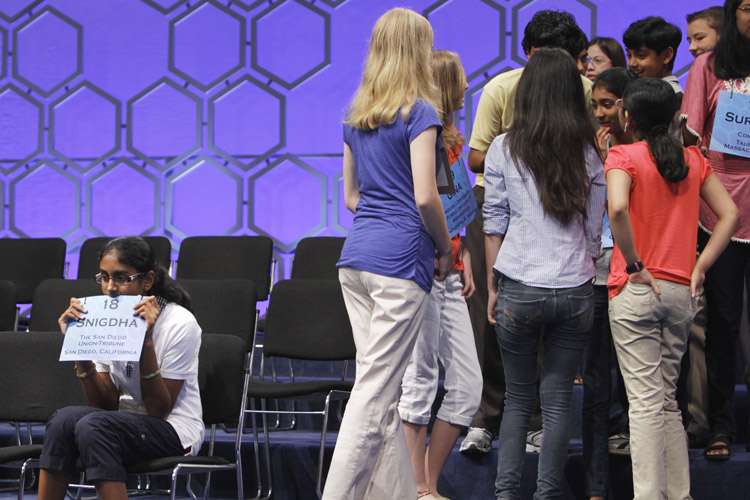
[225,0,266,10]
[9,160,81,238]
[50,82,121,172]
[332,171,353,235]
[0,0,43,22]
[13,7,83,97]
[87,159,160,237]
[425,0,505,81]
[319,0,347,7]
[0,27,7,81]
[511,0,596,66]
[140,0,188,15]
[208,75,285,170]
[0,84,44,174]
[166,155,242,239]
[170,0,245,91]
[0,179,4,232]
[252,0,331,90]
[249,154,327,252]
[127,78,202,171]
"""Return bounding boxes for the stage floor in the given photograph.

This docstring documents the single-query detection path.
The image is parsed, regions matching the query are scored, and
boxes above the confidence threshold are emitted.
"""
[1,384,748,500]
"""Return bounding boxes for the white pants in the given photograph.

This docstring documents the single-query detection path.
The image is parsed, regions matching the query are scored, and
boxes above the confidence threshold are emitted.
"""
[399,271,482,427]
[322,268,429,500]
[609,280,695,500]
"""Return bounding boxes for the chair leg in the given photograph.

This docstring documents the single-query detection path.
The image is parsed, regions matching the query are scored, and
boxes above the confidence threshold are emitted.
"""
[249,399,264,500]
[186,473,199,500]
[317,393,333,499]
[18,460,28,500]
[260,399,273,500]
[170,465,180,500]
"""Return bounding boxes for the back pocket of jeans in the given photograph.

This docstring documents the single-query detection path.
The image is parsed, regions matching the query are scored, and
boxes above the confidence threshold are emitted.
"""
[568,292,594,331]
[500,295,545,335]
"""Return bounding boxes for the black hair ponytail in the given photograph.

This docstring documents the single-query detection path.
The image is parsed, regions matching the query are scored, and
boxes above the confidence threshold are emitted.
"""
[622,78,687,182]
[98,236,192,311]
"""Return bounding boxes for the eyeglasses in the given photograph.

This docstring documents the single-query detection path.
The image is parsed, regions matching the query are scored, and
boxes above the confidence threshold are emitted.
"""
[615,99,627,112]
[587,56,611,67]
[95,272,144,285]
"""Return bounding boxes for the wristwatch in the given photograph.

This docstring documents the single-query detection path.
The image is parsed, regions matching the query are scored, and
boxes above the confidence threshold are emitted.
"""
[625,260,644,274]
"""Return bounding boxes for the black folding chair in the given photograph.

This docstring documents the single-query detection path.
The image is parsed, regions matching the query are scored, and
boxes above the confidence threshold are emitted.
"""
[0,332,88,491]
[176,236,274,301]
[0,281,16,331]
[28,279,102,332]
[290,236,345,280]
[246,279,355,499]
[0,238,67,328]
[175,279,257,348]
[77,236,172,279]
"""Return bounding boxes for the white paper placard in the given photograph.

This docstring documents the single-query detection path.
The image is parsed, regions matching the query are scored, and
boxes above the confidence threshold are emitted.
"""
[60,295,147,362]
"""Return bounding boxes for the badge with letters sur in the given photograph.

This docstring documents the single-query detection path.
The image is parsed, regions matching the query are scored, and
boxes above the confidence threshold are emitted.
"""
[709,90,750,158]
[60,295,147,362]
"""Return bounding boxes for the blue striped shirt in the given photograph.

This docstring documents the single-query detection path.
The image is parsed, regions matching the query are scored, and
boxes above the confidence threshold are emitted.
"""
[483,134,606,288]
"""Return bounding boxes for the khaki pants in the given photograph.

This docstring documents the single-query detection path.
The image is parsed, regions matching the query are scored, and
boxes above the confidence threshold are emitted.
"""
[609,280,696,500]
[322,268,429,500]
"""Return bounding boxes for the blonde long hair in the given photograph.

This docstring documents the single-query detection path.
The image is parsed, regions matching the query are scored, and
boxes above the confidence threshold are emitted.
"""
[346,8,440,130]
[431,50,465,151]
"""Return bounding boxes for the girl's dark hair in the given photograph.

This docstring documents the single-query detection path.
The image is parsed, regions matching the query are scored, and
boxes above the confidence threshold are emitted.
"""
[593,67,638,98]
[508,48,596,225]
[711,0,750,80]
[98,236,191,310]
[589,37,627,68]
[622,78,687,182]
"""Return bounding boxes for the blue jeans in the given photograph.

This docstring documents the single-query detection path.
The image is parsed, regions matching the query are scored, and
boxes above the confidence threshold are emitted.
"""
[493,274,593,500]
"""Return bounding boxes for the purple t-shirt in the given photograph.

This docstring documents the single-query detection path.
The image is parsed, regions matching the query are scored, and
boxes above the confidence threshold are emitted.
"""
[338,99,442,292]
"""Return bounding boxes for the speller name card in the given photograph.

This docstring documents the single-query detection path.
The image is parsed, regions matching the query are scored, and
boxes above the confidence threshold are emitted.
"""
[60,295,147,362]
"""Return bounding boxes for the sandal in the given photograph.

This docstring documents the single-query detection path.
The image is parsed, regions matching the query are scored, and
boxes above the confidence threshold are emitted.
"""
[417,490,432,499]
[704,434,732,462]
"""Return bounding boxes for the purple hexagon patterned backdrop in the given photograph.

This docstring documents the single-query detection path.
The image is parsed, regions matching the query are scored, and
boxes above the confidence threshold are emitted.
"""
[0,0,713,281]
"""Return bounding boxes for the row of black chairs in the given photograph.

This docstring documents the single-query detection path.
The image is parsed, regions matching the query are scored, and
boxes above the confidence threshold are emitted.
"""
[0,277,355,500]
[0,235,346,331]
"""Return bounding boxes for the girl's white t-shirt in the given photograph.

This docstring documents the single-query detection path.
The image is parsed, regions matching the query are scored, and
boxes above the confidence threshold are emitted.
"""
[95,303,204,455]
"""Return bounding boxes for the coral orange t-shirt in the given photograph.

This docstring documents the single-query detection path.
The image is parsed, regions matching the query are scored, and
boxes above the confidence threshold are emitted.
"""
[605,142,713,299]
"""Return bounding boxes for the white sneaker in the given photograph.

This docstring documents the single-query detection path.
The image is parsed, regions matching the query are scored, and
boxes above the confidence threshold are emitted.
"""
[459,427,493,455]
[608,432,630,455]
[526,430,543,452]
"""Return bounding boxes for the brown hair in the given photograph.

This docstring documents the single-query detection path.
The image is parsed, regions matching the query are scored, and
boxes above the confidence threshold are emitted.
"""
[686,6,724,33]
[588,37,626,68]
[431,50,465,151]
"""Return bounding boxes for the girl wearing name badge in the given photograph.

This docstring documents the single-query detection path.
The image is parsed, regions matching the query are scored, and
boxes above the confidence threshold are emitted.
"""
[322,8,452,500]
[399,49,481,500]
[483,48,606,500]
[606,77,738,499]
[39,236,202,500]
[681,0,750,461]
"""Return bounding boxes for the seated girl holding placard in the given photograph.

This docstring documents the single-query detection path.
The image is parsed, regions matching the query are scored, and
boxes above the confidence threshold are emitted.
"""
[39,236,202,500]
